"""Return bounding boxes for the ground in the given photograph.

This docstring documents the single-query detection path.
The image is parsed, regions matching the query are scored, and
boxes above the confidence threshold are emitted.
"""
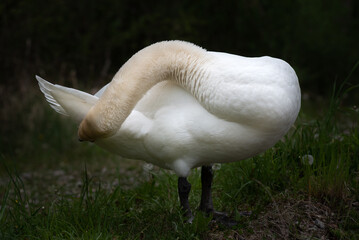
[1,157,357,240]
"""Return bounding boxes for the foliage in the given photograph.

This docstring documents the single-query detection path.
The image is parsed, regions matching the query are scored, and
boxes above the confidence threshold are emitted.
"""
[1,0,359,94]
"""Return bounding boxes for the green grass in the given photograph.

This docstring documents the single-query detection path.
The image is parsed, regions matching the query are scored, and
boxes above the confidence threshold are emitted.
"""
[1,78,358,239]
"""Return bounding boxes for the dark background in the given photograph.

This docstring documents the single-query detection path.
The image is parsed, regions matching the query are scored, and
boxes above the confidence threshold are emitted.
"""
[1,0,359,97]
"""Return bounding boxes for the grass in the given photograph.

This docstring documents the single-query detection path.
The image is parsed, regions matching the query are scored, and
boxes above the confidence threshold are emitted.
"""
[0,75,358,239]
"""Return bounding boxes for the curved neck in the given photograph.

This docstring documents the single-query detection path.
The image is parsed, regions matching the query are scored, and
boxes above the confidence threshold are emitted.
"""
[78,41,211,141]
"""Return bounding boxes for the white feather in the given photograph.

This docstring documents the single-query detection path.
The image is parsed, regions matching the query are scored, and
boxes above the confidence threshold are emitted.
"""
[36,75,98,123]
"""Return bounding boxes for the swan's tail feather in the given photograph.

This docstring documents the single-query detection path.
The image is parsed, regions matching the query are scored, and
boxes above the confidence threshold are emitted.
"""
[37,76,69,116]
[36,75,98,123]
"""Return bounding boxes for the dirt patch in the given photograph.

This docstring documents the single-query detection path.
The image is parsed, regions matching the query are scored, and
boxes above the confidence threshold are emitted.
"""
[0,158,150,206]
[243,199,338,239]
[203,193,358,240]
[218,197,350,240]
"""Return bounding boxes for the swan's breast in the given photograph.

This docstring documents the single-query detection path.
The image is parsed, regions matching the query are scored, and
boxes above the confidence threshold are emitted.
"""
[134,82,284,162]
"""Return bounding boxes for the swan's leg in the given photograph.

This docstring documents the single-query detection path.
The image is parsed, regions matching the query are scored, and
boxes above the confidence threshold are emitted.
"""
[178,177,194,223]
[199,165,214,213]
[199,165,237,227]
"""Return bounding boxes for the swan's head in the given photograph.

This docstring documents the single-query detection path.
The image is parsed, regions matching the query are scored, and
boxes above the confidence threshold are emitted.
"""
[78,107,115,142]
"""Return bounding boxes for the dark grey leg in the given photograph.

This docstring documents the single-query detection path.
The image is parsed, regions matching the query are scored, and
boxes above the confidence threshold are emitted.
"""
[199,165,238,227]
[178,177,194,222]
[199,165,214,213]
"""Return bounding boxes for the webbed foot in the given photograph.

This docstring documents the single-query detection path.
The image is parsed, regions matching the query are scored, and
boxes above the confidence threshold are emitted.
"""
[211,211,237,227]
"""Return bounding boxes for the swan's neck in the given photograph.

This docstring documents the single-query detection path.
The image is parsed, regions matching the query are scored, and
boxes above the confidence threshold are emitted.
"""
[78,41,211,141]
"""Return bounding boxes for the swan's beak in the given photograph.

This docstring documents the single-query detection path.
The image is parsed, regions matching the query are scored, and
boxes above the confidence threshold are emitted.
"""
[78,138,94,143]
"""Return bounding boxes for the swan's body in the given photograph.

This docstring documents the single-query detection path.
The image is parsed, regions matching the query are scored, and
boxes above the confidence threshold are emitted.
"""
[37,40,300,224]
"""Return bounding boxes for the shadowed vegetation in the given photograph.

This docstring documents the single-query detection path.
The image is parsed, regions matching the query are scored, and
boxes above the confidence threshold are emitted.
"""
[1,0,359,96]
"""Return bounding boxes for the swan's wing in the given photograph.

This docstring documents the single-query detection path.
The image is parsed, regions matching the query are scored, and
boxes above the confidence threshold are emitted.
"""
[94,83,109,97]
[36,75,98,123]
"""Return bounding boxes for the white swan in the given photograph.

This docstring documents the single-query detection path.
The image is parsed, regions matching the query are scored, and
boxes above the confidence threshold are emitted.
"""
[37,40,300,225]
